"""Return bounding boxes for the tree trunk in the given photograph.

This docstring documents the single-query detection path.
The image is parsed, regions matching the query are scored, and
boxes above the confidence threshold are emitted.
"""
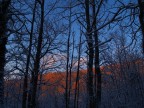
[0,0,11,107]
[85,0,95,108]
[28,0,44,108]
[65,2,72,107]
[22,1,37,108]
[74,29,82,108]
[92,0,102,107]
[94,32,101,108]
[138,0,144,53]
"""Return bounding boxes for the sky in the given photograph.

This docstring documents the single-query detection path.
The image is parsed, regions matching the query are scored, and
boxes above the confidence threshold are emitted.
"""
[5,0,143,74]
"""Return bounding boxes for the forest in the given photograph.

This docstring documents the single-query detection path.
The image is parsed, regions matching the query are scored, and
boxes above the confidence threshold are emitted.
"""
[0,0,144,108]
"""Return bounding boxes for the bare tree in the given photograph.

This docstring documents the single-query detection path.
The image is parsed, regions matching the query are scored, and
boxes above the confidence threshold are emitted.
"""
[0,0,11,107]
[74,28,82,108]
[22,1,37,108]
[138,0,144,53]
[28,0,45,107]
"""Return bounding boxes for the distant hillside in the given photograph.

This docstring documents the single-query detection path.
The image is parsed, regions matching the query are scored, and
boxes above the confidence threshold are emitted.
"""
[4,59,144,108]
